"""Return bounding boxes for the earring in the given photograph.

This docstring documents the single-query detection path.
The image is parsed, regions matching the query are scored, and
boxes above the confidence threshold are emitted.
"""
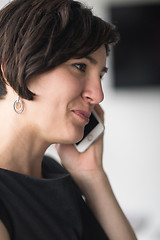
[13,96,24,114]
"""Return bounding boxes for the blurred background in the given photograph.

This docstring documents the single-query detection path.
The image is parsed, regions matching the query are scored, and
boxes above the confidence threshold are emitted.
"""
[1,0,160,239]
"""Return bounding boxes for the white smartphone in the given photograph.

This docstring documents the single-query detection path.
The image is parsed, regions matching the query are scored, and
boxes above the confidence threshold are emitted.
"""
[74,109,105,152]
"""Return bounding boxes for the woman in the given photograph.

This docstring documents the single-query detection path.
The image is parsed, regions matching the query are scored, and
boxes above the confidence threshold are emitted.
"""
[0,0,137,239]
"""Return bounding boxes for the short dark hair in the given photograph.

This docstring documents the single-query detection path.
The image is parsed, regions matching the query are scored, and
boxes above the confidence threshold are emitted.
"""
[0,0,119,100]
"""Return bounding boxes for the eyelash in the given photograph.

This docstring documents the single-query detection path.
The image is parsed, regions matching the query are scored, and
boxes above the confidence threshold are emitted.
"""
[72,63,105,80]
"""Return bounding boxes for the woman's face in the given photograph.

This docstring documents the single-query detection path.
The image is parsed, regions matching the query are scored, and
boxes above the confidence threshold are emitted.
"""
[27,45,107,144]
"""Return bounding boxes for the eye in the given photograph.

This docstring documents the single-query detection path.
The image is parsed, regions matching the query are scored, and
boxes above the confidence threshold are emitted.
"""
[100,75,103,80]
[72,63,86,72]
[100,74,105,81]
[100,68,108,80]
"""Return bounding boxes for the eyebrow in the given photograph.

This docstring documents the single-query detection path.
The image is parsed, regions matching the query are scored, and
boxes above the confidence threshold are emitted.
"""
[85,56,108,73]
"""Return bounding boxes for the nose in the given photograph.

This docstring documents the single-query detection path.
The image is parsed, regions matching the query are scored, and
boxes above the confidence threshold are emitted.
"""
[82,77,104,105]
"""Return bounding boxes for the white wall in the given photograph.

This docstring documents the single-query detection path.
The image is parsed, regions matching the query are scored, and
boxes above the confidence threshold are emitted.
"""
[1,0,159,239]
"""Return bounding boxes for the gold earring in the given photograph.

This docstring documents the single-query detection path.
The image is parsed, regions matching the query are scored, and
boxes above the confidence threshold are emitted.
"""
[13,96,24,114]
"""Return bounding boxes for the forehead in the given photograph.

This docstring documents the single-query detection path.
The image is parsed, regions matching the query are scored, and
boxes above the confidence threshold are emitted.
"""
[89,45,106,65]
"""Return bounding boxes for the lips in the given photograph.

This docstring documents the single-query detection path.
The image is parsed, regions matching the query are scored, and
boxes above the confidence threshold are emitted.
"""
[72,110,91,124]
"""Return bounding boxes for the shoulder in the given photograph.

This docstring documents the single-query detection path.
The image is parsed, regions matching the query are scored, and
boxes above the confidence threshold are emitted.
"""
[0,221,10,240]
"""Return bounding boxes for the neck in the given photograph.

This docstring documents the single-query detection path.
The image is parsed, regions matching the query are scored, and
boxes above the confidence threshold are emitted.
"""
[0,109,49,178]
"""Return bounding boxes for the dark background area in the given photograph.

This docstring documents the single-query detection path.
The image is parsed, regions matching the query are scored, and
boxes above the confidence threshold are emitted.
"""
[109,4,160,88]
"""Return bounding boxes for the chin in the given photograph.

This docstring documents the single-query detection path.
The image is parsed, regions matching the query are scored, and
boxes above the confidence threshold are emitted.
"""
[51,125,84,144]
[65,128,84,144]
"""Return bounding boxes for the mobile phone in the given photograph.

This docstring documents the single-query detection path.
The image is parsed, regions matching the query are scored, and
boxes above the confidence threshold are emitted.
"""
[74,110,105,152]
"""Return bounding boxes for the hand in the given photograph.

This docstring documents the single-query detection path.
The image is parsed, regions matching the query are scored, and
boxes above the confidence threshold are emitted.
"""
[55,105,137,240]
[55,105,105,181]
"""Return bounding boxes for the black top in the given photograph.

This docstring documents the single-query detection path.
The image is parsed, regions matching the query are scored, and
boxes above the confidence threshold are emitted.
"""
[0,155,109,240]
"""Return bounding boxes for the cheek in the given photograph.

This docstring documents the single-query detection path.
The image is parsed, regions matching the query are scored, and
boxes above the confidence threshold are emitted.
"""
[28,67,83,100]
